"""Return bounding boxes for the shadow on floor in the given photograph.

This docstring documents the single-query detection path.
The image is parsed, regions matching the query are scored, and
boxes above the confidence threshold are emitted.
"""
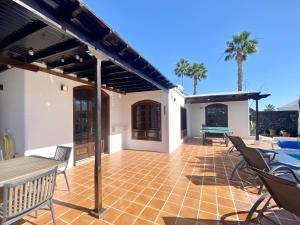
[53,199,90,213]
[163,213,249,225]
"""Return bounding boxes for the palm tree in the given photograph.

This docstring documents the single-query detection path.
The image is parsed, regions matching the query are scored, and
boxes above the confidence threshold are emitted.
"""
[264,104,275,111]
[174,59,190,87]
[224,31,259,91]
[189,63,208,95]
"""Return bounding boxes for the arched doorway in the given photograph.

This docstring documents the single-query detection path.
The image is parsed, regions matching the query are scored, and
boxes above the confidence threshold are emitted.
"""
[73,86,110,163]
[205,103,228,127]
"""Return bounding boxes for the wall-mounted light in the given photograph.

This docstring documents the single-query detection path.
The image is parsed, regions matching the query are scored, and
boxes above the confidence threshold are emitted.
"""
[75,54,80,60]
[61,84,68,92]
[28,47,35,56]
[60,58,65,63]
[0,84,3,91]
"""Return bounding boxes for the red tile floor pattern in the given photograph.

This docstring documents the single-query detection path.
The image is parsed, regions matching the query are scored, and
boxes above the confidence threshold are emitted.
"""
[6,139,300,225]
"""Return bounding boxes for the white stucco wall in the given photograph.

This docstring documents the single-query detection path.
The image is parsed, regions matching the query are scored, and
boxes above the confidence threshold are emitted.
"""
[0,68,25,155]
[0,68,174,161]
[122,90,169,152]
[105,90,125,154]
[187,100,250,138]
[168,89,186,152]
[23,69,83,167]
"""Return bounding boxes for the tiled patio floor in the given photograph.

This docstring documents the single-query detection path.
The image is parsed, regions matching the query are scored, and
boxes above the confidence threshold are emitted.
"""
[13,139,300,224]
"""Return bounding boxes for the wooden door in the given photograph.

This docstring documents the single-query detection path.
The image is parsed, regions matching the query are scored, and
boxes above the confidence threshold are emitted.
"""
[101,92,109,153]
[74,87,94,161]
[74,87,109,162]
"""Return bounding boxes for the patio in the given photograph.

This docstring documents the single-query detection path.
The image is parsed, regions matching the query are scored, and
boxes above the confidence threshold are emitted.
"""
[7,139,298,225]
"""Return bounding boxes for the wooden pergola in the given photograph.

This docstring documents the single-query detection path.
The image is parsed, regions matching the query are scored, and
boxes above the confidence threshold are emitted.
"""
[0,0,174,218]
[185,92,270,141]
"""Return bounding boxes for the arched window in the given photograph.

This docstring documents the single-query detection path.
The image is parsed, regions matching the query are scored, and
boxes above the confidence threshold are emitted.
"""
[205,104,228,127]
[132,100,161,141]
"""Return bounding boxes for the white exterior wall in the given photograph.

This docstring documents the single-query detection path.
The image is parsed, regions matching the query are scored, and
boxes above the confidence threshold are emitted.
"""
[0,68,173,162]
[168,89,186,152]
[105,90,125,154]
[23,69,83,167]
[0,68,25,155]
[187,101,250,138]
[122,90,169,152]
[0,68,126,167]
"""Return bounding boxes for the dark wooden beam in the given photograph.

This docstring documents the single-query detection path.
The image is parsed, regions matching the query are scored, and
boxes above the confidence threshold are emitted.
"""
[117,45,128,56]
[29,39,83,62]
[102,75,136,82]
[0,20,47,51]
[0,55,38,72]
[111,82,150,89]
[101,85,125,95]
[47,55,92,69]
[0,54,92,85]
[101,64,119,71]
[12,0,170,92]
[126,87,158,93]
[102,71,130,77]
[101,66,124,74]
[104,79,144,86]
[64,67,94,75]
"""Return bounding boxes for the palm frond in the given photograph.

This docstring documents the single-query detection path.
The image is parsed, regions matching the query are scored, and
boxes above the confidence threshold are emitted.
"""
[224,31,259,62]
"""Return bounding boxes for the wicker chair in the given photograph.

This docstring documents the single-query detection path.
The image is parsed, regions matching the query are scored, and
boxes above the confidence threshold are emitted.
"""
[0,167,58,225]
[52,146,72,192]
[245,168,300,225]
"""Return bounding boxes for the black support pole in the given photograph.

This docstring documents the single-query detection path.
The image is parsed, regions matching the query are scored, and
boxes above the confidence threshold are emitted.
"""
[90,57,106,218]
[255,99,259,141]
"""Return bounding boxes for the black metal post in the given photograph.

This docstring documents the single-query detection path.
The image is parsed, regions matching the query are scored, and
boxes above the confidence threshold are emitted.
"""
[90,57,106,218]
[255,99,259,141]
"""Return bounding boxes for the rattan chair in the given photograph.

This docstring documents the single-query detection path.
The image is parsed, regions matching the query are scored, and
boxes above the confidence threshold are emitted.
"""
[0,167,58,225]
[245,168,300,225]
[52,146,72,192]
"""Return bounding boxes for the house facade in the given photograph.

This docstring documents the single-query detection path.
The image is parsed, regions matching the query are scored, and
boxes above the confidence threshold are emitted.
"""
[0,0,269,169]
[0,67,187,166]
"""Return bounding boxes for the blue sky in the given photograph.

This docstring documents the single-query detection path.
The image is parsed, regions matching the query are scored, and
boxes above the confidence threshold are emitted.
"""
[85,0,300,109]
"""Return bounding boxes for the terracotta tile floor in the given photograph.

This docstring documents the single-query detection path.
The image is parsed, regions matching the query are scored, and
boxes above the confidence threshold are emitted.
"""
[9,139,300,224]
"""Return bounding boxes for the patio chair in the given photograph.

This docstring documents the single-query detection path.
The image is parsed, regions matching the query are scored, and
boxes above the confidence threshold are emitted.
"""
[229,136,278,180]
[0,167,58,225]
[225,134,246,158]
[244,168,300,225]
[52,146,72,192]
[235,145,300,193]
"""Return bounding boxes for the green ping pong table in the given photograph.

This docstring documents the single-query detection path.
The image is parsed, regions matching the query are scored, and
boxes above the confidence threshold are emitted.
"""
[200,126,231,146]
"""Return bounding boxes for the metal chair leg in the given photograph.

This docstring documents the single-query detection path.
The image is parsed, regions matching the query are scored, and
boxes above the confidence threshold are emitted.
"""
[230,159,245,180]
[225,146,235,158]
[63,171,70,192]
[49,200,56,225]
[244,192,270,225]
